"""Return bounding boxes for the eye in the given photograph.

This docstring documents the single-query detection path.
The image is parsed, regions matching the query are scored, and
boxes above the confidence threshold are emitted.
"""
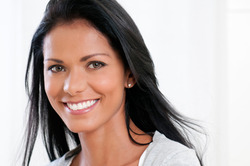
[88,61,106,69]
[48,65,65,73]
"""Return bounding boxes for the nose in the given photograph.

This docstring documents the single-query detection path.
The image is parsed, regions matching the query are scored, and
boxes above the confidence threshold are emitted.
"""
[63,69,87,96]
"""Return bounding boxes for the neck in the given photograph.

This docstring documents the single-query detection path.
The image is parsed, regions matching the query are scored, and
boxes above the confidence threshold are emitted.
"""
[75,118,152,166]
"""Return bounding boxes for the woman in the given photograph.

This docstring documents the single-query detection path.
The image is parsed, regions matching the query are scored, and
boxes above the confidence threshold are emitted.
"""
[23,0,204,165]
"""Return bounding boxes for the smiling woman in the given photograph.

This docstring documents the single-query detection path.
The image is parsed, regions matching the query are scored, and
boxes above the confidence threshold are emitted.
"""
[43,20,131,133]
[22,0,204,166]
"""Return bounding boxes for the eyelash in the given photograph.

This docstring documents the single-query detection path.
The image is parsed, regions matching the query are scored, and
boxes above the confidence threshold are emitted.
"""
[47,61,106,73]
[87,61,106,69]
[48,65,65,73]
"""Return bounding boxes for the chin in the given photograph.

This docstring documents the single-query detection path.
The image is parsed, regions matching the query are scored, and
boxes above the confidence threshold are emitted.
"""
[65,122,96,134]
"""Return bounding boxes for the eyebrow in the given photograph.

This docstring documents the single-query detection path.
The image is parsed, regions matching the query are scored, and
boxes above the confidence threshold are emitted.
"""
[80,53,109,61]
[44,53,109,63]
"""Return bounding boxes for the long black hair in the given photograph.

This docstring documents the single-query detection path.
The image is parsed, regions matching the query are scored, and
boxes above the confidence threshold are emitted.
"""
[23,0,204,165]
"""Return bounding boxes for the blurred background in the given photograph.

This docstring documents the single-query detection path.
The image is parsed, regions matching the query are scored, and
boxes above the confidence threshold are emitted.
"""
[0,0,249,165]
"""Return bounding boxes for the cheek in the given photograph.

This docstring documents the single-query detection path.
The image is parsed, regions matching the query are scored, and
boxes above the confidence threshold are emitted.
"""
[89,69,126,94]
[44,74,63,100]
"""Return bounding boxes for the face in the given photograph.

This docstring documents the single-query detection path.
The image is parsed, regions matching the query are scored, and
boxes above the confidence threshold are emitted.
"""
[43,20,132,133]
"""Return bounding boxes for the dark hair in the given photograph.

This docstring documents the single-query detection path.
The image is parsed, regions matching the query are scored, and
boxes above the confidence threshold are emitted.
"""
[23,0,204,165]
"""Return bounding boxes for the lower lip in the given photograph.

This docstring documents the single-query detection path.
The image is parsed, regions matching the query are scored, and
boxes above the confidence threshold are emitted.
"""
[65,100,99,115]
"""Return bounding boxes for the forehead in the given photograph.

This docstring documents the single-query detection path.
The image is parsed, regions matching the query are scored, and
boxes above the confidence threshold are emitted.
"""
[44,19,104,45]
[42,19,125,66]
[43,19,111,54]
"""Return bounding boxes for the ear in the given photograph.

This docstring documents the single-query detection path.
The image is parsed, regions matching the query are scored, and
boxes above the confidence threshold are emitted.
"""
[125,70,135,88]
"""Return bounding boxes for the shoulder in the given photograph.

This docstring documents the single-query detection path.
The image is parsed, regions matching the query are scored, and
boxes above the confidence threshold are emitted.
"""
[143,131,200,166]
[45,146,81,166]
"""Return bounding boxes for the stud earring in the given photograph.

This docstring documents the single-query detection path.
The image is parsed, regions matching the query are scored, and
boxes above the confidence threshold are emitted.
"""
[128,83,132,88]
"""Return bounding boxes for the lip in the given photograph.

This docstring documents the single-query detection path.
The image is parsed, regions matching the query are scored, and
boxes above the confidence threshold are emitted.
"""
[64,99,99,115]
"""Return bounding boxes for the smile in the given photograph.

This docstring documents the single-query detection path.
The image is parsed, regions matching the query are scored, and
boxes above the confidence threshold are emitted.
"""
[66,99,98,111]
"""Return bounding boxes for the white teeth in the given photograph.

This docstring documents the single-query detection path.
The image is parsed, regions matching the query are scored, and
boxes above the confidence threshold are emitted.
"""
[67,100,97,111]
[83,102,87,108]
[72,104,77,110]
[77,103,83,109]
[87,101,90,107]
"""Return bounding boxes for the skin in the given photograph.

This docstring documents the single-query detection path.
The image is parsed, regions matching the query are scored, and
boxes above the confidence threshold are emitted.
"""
[43,19,151,166]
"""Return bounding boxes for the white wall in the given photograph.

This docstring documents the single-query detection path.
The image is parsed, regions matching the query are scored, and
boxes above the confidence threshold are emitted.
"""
[227,0,250,165]
[1,0,249,165]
